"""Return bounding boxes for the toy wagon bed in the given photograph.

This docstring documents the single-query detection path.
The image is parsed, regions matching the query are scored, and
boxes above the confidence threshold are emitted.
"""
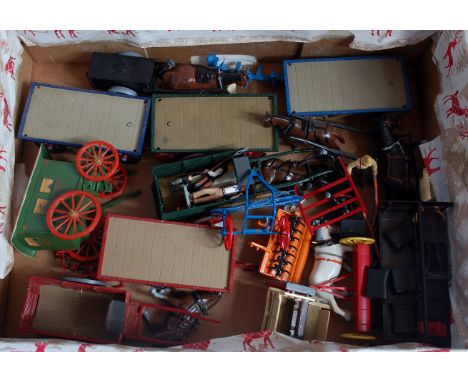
[97,214,236,292]
[151,93,278,152]
[18,82,151,159]
[284,56,411,116]
[20,276,218,345]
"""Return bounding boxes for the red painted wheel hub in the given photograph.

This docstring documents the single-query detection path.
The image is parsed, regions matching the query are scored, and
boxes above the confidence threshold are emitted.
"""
[46,190,102,240]
[75,140,119,182]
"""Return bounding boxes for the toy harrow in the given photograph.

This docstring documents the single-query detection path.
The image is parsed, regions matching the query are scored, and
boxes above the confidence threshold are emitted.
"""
[211,170,302,250]
[298,158,367,236]
[250,209,312,283]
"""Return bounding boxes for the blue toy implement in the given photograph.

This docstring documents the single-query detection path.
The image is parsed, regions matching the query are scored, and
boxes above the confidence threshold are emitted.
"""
[210,169,302,250]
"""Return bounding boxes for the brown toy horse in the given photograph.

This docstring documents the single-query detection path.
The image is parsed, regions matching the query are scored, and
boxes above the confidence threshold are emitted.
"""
[264,114,346,150]
[261,158,310,185]
[160,64,249,91]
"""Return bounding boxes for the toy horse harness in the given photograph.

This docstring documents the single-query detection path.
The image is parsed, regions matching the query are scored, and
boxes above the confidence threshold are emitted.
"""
[261,157,309,183]
[265,115,357,160]
[281,116,345,150]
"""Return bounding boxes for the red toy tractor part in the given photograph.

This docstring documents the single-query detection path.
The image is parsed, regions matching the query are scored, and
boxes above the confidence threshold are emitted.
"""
[223,214,234,251]
[97,166,128,199]
[276,215,291,250]
[339,236,375,340]
[55,250,99,276]
[75,140,120,182]
[67,222,104,262]
[298,158,367,235]
[46,190,102,240]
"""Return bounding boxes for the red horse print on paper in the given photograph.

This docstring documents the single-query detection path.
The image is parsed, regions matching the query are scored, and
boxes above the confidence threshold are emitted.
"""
[34,342,49,352]
[77,343,90,352]
[444,90,468,118]
[421,147,441,176]
[0,205,6,216]
[5,56,16,80]
[0,149,7,173]
[242,330,275,351]
[0,90,13,131]
[23,30,37,37]
[107,30,136,37]
[443,30,463,78]
[54,30,78,39]
[459,128,468,139]
[371,30,393,37]
[182,340,212,350]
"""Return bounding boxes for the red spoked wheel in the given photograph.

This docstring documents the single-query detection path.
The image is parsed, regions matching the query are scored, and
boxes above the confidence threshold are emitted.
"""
[276,215,291,250]
[69,222,104,261]
[46,190,102,240]
[76,140,120,182]
[97,166,128,199]
[223,214,234,251]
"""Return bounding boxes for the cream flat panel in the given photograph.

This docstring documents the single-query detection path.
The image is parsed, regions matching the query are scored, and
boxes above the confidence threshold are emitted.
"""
[100,217,231,290]
[22,86,147,151]
[33,285,118,340]
[153,96,274,150]
[286,58,408,114]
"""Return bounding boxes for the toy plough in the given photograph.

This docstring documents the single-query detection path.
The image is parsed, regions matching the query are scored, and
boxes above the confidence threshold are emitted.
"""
[210,169,302,250]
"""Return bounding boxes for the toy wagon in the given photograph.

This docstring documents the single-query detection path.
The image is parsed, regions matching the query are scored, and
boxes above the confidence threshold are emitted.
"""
[12,141,128,257]
[17,82,151,162]
[96,215,236,293]
[20,276,219,346]
[151,149,335,221]
[284,56,411,116]
[151,93,278,153]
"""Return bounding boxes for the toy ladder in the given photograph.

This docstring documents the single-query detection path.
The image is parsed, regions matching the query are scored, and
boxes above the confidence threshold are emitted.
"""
[298,158,367,235]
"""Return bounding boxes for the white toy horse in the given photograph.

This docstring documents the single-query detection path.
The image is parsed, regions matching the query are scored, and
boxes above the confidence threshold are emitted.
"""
[309,225,352,321]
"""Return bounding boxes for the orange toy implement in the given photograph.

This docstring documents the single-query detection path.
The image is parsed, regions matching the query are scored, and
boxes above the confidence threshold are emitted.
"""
[250,209,311,282]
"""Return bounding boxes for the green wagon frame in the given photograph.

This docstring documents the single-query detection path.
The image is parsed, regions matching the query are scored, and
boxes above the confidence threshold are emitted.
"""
[151,93,279,153]
[151,149,335,221]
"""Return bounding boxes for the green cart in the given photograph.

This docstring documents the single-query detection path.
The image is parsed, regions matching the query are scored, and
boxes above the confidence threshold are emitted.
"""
[12,142,127,257]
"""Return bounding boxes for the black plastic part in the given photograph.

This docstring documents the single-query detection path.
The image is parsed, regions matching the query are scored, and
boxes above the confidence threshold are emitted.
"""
[105,300,126,334]
[339,217,370,238]
[364,268,390,299]
[87,52,156,94]
[233,156,252,187]
[384,219,414,252]
[391,267,417,293]
[378,201,452,347]
[391,302,418,335]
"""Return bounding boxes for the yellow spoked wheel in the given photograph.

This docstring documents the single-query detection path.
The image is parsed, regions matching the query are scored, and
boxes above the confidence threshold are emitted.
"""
[339,236,375,246]
[341,332,376,341]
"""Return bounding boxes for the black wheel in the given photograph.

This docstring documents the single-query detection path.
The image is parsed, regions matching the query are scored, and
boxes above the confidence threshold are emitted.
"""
[45,143,68,153]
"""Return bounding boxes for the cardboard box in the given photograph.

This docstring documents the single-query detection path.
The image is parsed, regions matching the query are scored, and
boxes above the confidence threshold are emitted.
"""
[0,32,445,348]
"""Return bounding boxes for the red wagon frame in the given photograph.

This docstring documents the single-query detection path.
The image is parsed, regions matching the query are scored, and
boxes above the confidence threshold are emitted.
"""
[19,276,220,346]
[97,214,237,293]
